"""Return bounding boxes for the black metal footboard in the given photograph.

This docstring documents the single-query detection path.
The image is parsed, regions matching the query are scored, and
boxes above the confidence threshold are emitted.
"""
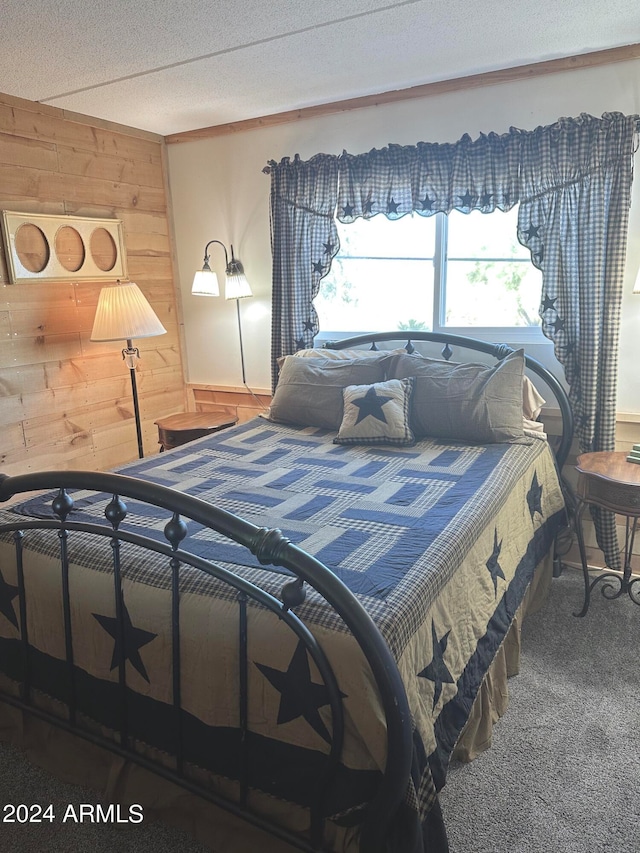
[0,470,413,852]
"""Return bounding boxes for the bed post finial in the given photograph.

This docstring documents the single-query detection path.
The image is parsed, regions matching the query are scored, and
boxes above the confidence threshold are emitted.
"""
[164,512,188,550]
[52,488,74,522]
[281,577,306,610]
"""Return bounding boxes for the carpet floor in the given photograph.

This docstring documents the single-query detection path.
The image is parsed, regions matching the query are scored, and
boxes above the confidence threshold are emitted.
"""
[439,568,640,853]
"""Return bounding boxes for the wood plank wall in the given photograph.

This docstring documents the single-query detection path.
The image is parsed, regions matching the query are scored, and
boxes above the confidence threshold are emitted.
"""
[188,383,272,425]
[0,93,187,475]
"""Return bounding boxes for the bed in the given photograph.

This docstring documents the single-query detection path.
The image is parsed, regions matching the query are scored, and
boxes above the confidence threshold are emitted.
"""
[0,332,572,852]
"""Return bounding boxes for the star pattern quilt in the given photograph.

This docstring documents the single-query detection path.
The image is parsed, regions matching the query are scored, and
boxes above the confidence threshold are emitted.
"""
[0,418,566,851]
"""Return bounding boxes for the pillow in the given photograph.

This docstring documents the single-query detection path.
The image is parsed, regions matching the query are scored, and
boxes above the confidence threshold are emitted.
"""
[276,347,404,370]
[384,349,525,443]
[334,378,415,446]
[293,347,389,360]
[522,375,545,420]
[268,356,386,429]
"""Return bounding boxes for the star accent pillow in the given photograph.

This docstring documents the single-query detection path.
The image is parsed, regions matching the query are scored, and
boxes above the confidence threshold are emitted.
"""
[334,378,415,446]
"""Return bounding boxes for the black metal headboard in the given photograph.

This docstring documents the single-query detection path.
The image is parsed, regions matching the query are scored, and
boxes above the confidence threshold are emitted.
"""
[324,331,574,470]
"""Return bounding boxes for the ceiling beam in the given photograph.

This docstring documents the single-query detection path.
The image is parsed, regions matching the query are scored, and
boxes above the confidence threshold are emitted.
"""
[164,42,640,144]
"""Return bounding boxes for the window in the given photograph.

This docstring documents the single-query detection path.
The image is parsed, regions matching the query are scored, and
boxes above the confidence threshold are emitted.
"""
[315,207,543,341]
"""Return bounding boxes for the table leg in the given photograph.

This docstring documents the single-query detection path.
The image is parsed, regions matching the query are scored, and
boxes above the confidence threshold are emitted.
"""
[575,506,640,616]
[574,499,592,617]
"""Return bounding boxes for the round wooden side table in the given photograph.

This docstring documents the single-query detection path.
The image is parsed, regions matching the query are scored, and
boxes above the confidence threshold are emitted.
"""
[573,450,640,616]
[154,412,238,451]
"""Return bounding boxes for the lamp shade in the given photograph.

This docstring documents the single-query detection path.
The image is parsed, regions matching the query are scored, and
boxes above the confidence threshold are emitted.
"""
[90,280,167,342]
[225,272,252,300]
[192,269,220,297]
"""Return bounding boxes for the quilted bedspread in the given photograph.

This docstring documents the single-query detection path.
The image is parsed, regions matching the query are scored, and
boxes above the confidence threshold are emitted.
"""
[0,418,566,851]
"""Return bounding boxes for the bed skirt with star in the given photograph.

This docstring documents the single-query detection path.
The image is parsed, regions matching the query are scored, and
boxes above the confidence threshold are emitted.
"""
[0,420,566,852]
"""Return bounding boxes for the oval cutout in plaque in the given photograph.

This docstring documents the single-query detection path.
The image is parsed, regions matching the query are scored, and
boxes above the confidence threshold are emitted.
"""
[90,227,118,272]
[15,223,50,273]
[55,226,86,272]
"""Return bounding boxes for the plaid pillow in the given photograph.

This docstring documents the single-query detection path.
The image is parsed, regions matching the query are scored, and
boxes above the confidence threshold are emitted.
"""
[334,378,415,446]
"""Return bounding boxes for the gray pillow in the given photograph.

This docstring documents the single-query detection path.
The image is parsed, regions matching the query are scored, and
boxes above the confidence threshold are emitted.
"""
[269,356,386,429]
[384,349,525,443]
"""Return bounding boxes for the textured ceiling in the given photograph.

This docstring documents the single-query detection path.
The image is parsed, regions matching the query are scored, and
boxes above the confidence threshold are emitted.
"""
[2,0,640,136]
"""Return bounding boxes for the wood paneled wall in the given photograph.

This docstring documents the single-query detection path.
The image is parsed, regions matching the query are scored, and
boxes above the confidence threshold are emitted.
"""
[188,383,272,425]
[0,92,187,475]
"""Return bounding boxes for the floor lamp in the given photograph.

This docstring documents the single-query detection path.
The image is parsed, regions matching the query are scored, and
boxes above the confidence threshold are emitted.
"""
[193,240,252,385]
[90,280,167,459]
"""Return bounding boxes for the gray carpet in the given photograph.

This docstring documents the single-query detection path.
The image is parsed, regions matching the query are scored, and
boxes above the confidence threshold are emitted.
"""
[1,569,637,852]
[440,568,640,853]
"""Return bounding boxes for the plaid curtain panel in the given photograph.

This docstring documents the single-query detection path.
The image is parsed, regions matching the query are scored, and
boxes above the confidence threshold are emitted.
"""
[267,113,639,565]
[267,153,339,389]
[517,113,638,567]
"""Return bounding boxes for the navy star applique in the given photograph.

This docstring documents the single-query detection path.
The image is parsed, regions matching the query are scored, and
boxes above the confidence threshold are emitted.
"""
[419,194,435,211]
[294,337,306,350]
[541,295,557,312]
[418,622,454,709]
[312,260,324,274]
[342,202,354,218]
[352,386,393,425]
[303,319,315,332]
[527,472,544,520]
[387,198,400,215]
[255,640,344,743]
[0,569,19,629]
[458,191,474,208]
[524,224,540,240]
[480,192,493,208]
[576,413,591,430]
[322,239,334,255]
[486,529,505,595]
[93,603,157,683]
[363,198,375,214]
[551,316,565,333]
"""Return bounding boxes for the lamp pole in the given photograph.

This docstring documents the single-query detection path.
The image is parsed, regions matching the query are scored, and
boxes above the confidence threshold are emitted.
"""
[123,340,144,459]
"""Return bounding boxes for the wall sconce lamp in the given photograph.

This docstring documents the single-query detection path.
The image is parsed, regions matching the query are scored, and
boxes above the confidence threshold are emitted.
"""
[91,280,167,459]
[192,240,252,385]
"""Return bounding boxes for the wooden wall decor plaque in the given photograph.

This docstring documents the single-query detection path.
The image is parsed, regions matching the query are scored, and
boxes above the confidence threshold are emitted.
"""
[1,211,127,283]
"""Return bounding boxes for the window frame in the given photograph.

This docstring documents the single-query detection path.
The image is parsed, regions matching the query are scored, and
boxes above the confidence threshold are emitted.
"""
[315,211,550,348]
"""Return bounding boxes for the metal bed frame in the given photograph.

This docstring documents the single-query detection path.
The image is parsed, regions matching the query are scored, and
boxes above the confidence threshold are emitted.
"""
[0,332,573,852]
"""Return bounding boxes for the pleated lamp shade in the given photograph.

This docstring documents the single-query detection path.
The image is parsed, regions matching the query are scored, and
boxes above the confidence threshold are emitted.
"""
[225,272,252,300]
[91,280,167,342]
[192,269,220,296]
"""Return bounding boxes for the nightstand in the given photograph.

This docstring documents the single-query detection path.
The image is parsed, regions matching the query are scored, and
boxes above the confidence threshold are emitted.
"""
[154,412,238,451]
[573,451,640,616]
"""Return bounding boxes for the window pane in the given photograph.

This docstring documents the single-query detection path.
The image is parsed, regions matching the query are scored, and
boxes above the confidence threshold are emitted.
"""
[444,207,542,327]
[317,214,436,333]
[447,207,529,259]
[316,257,433,332]
[445,260,542,326]
[336,213,436,259]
